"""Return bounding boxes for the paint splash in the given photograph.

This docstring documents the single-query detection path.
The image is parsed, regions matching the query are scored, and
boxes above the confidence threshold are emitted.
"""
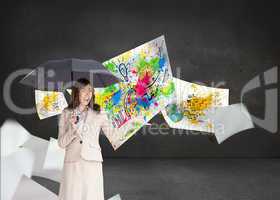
[181,94,214,124]
[100,36,175,150]
[42,92,59,111]
[135,71,151,97]
[161,80,175,97]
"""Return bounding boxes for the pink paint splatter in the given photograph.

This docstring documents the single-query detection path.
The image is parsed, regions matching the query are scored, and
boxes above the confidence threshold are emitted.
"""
[131,68,137,74]
[135,72,151,97]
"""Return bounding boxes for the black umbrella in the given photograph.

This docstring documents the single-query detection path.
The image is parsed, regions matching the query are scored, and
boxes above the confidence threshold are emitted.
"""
[20,58,120,91]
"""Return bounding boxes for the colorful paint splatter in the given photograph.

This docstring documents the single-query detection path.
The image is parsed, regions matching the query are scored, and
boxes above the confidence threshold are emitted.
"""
[35,90,68,119]
[161,78,229,133]
[100,36,175,149]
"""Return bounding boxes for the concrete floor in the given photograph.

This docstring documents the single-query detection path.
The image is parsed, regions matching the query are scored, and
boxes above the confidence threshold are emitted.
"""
[33,159,280,200]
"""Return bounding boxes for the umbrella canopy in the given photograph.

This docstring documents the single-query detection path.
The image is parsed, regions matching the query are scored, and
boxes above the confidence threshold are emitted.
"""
[20,58,120,91]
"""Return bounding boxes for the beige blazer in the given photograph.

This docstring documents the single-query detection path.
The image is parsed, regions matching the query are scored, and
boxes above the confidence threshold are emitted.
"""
[57,107,111,163]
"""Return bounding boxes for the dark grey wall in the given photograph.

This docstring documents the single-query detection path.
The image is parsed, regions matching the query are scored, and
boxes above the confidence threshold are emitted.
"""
[1,0,279,157]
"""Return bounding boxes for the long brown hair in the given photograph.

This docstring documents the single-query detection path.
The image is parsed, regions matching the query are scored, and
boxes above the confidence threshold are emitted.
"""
[68,78,101,112]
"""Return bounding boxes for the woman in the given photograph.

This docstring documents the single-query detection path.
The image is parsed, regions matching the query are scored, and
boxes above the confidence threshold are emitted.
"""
[57,78,111,200]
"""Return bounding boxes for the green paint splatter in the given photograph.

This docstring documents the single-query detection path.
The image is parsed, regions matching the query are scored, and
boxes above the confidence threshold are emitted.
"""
[133,121,142,127]
[161,80,175,96]
[105,101,114,111]
[149,57,160,72]
[153,87,161,97]
[136,57,160,76]
[137,57,149,75]
[100,84,119,112]
[103,61,117,73]
[103,84,118,95]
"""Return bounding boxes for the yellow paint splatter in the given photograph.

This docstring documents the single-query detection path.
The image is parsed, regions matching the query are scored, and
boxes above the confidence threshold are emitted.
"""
[182,94,214,124]
[120,51,132,63]
[207,122,213,129]
[191,84,198,92]
[42,92,58,111]
[140,49,147,58]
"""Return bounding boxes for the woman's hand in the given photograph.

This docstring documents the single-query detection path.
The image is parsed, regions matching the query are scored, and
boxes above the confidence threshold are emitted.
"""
[69,111,83,140]
[70,112,78,125]
[69,111,79,132]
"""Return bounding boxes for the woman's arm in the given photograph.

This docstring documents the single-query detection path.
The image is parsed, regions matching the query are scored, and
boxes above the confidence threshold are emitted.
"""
[57,109,78,149]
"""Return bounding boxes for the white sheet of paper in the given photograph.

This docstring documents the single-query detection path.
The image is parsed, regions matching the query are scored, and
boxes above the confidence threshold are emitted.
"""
[35,90,68,119]
[22,135,49,175]
[161,77,229,133]
[108,194,122,200]
[12,175,57,200]
[207,103,255,144]
[101,36,175,150]
[1,119,31,157]
[1,148,35,200]
[22,135,62,182]
[43,137,65,171]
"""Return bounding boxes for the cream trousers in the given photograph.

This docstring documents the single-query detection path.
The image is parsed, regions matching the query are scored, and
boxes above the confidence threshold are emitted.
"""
[58,158,104,200]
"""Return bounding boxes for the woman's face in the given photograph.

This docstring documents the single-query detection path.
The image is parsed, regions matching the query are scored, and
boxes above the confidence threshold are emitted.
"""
[79,84,93,107]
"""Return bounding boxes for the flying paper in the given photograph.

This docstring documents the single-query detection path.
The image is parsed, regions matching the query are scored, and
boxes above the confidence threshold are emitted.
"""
[43,138,65,171]
[161,77,229,133]
[100,35,175,150]
[12,175,57,200]
[207,103,255,143]
[35,90,68,119]
[1,119,31,157]
[108,194,122,200]
[22,135,63,182]
[1,148,35,200]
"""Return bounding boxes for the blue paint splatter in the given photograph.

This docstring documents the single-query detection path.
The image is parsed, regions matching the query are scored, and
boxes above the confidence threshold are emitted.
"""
[136,97,151,109]
[135,106,140,113]
[112,90,122,105]
[159,57,165,71]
